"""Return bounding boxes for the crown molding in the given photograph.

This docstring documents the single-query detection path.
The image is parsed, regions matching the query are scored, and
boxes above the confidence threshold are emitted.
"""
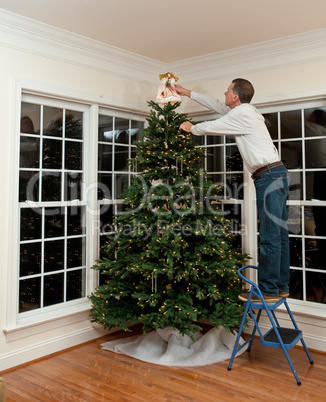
[171,28,326,84]
[0,9,165,86]
[1,9,326,87]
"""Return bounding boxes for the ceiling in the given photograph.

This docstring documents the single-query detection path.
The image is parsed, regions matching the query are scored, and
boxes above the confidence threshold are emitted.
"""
[0,0,325,63]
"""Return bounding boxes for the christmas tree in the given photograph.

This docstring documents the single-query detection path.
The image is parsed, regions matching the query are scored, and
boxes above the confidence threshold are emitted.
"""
[90,99,248,338]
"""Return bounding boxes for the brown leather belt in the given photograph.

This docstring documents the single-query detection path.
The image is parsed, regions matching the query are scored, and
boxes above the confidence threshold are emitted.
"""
[252,161,283,179]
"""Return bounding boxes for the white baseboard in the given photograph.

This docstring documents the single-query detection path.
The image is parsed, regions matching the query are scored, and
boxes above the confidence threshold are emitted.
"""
[0,324,113,371]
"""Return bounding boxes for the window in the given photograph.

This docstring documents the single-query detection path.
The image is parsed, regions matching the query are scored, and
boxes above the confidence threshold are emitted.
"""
[263,105,326,304]
[19,99,87,314]
[193,132,245,250]
[97,111,145,281]
[195,101,326,307]
[10,95,146,332]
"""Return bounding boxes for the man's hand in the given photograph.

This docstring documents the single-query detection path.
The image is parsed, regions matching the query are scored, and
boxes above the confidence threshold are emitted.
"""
[174,85,191,98]
[180,121,193,133]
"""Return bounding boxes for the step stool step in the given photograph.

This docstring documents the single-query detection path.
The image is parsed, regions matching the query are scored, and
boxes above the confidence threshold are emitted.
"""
[261,327,302,349]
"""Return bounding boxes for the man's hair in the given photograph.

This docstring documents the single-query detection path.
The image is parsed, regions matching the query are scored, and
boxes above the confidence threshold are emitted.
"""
[232,78,255,103]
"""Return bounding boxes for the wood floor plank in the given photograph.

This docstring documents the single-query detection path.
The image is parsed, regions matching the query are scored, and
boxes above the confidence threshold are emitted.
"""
[2,328,326,401]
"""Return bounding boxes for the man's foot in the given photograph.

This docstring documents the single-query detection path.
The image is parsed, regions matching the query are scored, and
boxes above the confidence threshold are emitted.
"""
[278,291,289,298]
[239,293,280,304]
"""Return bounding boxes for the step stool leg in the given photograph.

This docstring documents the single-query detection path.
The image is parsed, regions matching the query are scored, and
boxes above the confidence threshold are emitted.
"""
[264,308,302,385]
[300,337,314,365]
[247,308,263,352]
[284,300,314,365]
[227,300,250,371]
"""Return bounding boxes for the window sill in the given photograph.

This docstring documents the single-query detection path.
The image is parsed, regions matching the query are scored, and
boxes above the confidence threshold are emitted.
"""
[281,298,326,320]
[4,299,92,342]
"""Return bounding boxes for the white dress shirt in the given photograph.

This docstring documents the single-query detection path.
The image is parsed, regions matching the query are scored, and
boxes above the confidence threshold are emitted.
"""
[190,91,280,174]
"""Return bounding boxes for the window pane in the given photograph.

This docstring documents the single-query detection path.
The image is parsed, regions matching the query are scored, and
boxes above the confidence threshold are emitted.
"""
[199,148,205,169]
[289,269,303,300]
[45,209,65,238]
[305,207,316,240]
[207,147,223,172]
[98,173,112,199]
[20,136,40,169]
[98,144,112,171]
[313,206,326,236]
[115,117,129,144]
[98,115,113,142]
[289,237,302,267]
[287,205,301,235]
[193,136,204,146]
[44,273,64,306]
[226,147,243,171]
[281,140,302,169]
[43,139,62,169]
[225,135,235,144]
[131,148,137,161]
[306,172,326,201]
[306,271,326,303]
[43,107,63,137]
[20,208,42,241]
[65,111,83,139]
[304,107,326,138]
[67,269,86,301]
[131,120,144,143]
[42,172,61,201]
[226,173,243,199]
[44,239,64,272]
[305,138,326,168]
[67,237,85,268]
[313,206,326,270]
[64,172,82,201]
[305,171,314,201]
[305,244,319,270]
[223,203,241,233]
[114,145,129,171]
[99,235,109,260]
[288,171,302,200]
[207,136,223,146]
[20,242,41,276]
[19,171,39,202]
[65,141,82,170]
[263,113,278,140]
[207,173,224,186]
[19,277,41,313]
[115,174,129,198]
[21,103,40,134]
[280,110,302,139]
[67,206,86,236]
[100,205,114,233]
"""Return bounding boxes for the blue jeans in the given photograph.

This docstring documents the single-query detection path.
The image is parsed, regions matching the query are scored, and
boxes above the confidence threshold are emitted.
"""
[254,164,290,296]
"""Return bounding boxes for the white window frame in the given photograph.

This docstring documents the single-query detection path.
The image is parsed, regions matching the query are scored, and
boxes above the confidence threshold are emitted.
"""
[191,97,326,321]
[257,99,326,319]
[190,111,254,263]
[97,108,146,260]
[6,92,97,337]
[5,80,148,342]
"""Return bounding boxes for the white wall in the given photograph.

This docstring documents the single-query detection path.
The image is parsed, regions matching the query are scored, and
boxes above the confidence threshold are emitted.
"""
[1,9,326,370]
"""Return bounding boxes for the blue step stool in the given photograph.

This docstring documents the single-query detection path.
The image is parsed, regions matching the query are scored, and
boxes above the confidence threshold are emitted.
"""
[227,265,314,385]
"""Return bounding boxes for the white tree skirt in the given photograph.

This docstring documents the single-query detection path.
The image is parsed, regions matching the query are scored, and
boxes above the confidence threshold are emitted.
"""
[101,326,247,367]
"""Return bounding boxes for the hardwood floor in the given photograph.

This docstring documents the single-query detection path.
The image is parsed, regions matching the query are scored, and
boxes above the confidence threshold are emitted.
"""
[1,326,326,401]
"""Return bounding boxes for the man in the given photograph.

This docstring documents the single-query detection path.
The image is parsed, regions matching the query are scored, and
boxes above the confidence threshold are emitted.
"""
[176,78,290,303]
